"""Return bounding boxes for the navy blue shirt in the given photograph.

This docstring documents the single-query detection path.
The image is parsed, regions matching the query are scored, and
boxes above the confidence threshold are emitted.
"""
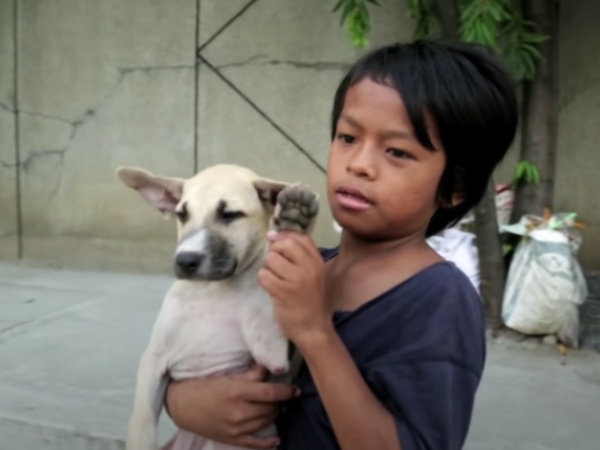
[276,247,486,450]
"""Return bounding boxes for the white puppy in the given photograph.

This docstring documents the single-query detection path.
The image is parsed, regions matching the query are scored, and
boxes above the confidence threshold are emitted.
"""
[116,164,319,450]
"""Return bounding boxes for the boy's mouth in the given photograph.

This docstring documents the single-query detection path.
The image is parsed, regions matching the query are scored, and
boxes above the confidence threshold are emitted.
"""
[335,186,373,210]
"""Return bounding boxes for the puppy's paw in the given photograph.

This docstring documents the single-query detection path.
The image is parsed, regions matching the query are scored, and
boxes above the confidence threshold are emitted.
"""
[126,421,159,450]
[263,358,290,377]
[125,436,159,450]
[254,344,290,376]
[273,185,319,234]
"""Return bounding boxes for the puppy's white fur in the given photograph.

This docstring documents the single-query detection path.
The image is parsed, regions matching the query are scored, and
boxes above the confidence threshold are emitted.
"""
[116,164,317,450]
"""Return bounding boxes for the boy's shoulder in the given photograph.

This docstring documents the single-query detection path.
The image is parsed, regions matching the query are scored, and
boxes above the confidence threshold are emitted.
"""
[320,245,482,316]
[321,246,486,370]
[402,257,483,314]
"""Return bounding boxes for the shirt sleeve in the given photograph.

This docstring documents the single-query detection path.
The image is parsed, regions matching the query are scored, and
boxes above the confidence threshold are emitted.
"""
[364,269,486,450]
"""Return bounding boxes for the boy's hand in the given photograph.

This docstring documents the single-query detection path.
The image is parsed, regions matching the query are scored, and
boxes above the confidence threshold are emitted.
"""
[165,365,298,449]
[258,231,333,349]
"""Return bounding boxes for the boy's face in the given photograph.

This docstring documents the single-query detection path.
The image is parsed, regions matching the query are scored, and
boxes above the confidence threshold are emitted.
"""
[327,77,447,240]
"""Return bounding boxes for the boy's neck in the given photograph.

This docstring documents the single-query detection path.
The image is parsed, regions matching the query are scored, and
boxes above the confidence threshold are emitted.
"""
[337,230,428,265]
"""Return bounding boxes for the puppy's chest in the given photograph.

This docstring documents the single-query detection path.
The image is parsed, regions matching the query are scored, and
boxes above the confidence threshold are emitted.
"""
[163,285,268,378]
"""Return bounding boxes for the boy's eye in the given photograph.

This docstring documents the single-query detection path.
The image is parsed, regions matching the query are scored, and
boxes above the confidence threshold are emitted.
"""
[386,148,413,160]
[337,133,356,144]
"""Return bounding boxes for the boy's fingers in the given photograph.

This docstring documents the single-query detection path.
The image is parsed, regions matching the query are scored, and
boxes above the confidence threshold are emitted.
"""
[274,232,320,262]
[229,365,268,382]
[238,411,280,434]
[237,435,280,450]
[243,382,299,403]
[263,250,294,280]
[271,233,308,260]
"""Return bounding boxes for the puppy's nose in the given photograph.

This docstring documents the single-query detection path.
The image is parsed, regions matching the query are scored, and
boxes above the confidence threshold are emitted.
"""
[175,252,203,275]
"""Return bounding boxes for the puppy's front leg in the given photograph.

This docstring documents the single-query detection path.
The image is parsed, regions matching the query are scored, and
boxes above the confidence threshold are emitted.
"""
[127,348,169,450]
[243,185,319,375]
[239,301,288,446]
[241,300,289,377]
[263,183,320,384]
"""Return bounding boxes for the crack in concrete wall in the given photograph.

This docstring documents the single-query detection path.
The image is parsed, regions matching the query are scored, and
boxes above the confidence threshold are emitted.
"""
[0,102,15,115]
[216,54,352,72]
[19,0,582,270]
[119,64,195,76]
[4,64,195,199]
[3,149,66,172]
[195,1,327,173]
[3,0,336,267]
[199,54,327,173]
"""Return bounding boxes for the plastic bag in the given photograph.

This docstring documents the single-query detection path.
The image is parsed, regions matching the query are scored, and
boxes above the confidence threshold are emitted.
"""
[494,183,514,228]
[501,216,588,348]
[454,183,514,230]
[426,228,480,294]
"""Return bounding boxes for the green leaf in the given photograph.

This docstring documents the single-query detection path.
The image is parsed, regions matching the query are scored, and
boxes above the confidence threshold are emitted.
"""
[524,162,534,182]
[514,161,541,185]
[342,1,355,20]
[332,0,346,13]
[332,0,380,49]
[525,33,550,43]
[515,161,525,180]
[408,0,434,40]
[333,0,550,83]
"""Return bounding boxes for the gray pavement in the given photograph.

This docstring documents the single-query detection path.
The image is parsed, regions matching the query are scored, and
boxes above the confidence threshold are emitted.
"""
[0,261,599,450]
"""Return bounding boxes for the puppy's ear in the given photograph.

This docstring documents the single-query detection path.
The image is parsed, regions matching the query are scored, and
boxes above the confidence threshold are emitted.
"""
[253,178,291,212]
[116,166,185,217]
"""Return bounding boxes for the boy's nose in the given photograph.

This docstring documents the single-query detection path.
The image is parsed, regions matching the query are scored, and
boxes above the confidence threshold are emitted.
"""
[347,148,377,180]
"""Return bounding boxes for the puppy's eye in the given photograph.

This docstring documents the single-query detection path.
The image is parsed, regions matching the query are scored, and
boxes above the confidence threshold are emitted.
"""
[175,204,189,223]
[219,210,246,223]
[215,200,246,223]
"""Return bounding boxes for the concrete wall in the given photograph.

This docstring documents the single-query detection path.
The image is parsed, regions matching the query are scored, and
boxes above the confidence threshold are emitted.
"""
[495,0,600,269]
[0,0,598,273]
[0,0,18,261]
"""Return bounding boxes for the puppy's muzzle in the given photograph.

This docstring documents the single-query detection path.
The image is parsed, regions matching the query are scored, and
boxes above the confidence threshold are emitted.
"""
[175,252,204,278]
[174,229,238,281]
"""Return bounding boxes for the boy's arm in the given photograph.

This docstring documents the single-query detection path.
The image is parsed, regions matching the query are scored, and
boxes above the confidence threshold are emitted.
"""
[299,318,483,450]
[298,326,403,450]
[259,233,484,450]
[297,279,485,450]
[163,365,297,449]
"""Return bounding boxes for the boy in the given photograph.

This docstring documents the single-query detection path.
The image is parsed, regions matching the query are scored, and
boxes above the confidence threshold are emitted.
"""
[163,39,518,450]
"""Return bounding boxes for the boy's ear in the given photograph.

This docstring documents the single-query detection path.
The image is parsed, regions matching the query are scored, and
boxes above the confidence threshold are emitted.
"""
[253,177,292,212]
[438,191,465,209]
[116,166,185,217]
[449,192,465,208]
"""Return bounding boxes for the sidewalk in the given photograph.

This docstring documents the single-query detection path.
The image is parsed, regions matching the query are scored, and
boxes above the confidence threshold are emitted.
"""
[1,261,599,449]
[0,261,177,449]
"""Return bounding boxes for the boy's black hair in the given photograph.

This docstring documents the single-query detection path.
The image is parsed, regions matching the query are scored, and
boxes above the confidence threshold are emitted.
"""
[330,39,519,237]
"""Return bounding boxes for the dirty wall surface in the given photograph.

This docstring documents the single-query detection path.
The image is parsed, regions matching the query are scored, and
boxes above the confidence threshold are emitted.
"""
[1,0,598,272]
